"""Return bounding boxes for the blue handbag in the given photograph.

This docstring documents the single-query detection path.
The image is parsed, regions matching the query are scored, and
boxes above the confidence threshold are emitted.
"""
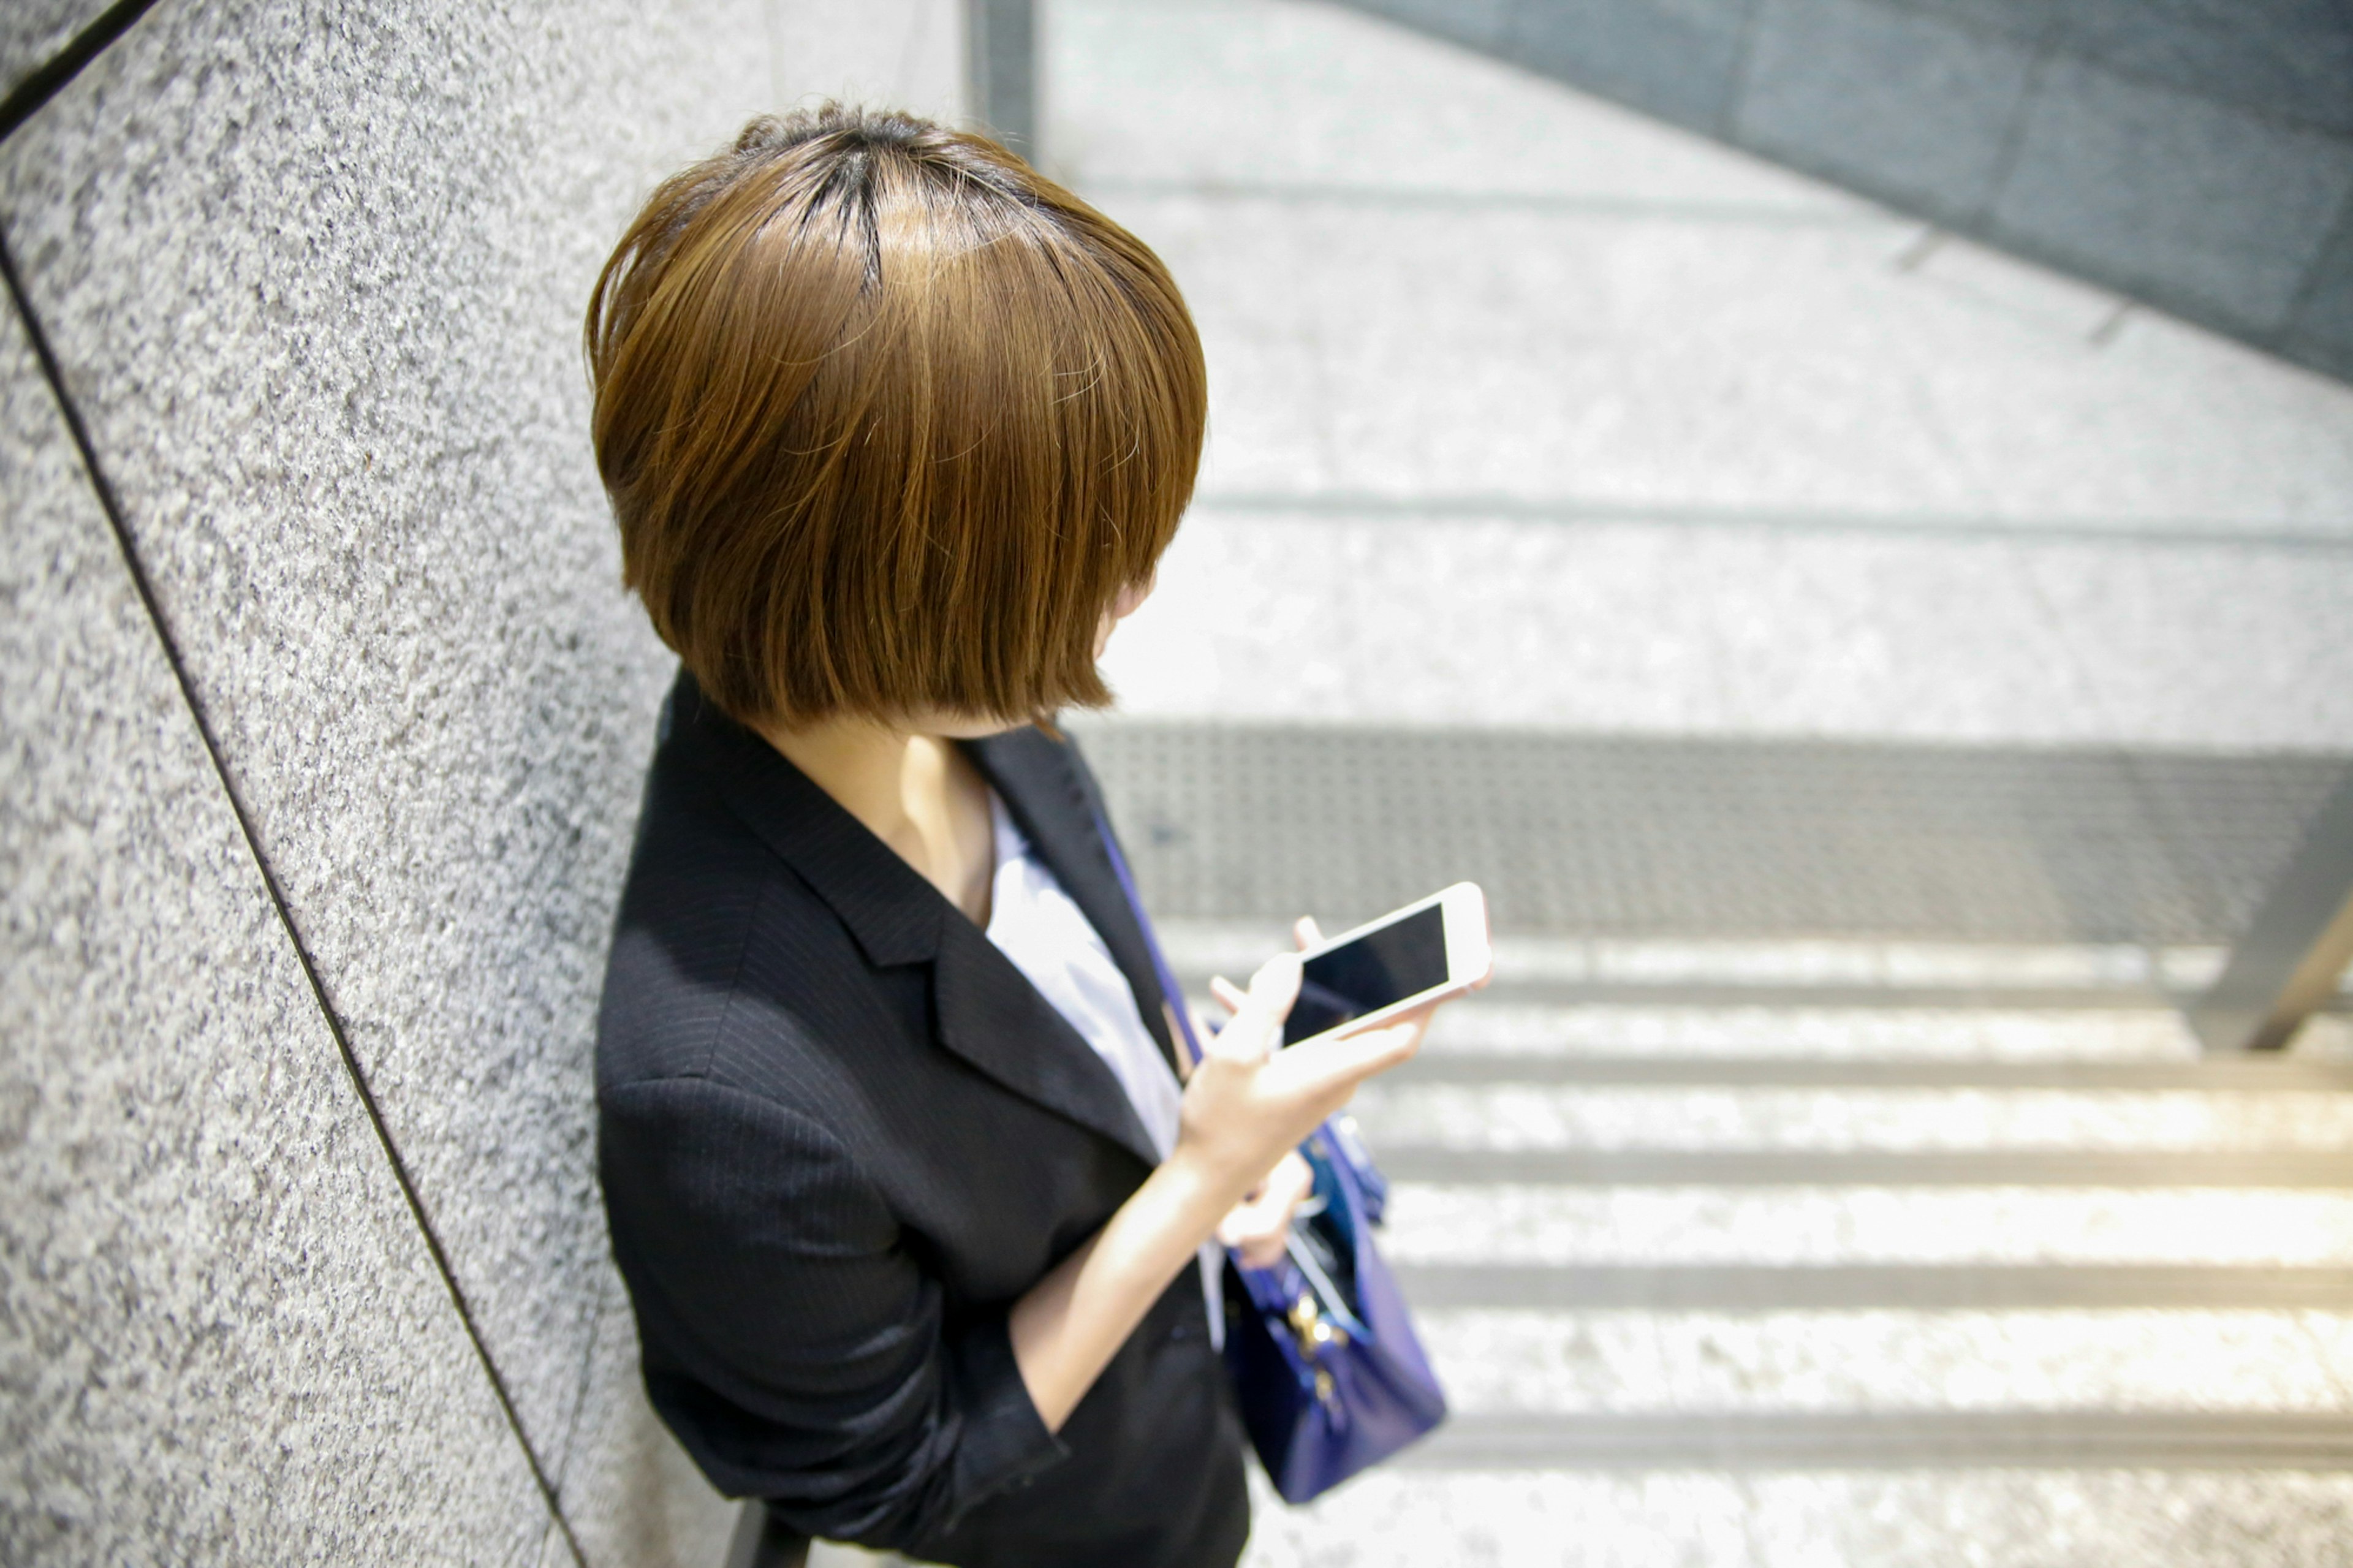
[1093,814,1449,1502]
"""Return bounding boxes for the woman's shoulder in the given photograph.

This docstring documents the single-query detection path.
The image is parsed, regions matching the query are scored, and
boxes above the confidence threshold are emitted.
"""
[596,716,886,1104]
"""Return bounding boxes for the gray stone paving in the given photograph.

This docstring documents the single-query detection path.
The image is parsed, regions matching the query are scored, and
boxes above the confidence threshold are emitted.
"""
[1047,2,2353,1561]
[1053,0,2353,748]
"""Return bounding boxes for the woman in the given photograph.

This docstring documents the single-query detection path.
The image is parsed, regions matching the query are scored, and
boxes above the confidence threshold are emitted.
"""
[588,106,1457,1567]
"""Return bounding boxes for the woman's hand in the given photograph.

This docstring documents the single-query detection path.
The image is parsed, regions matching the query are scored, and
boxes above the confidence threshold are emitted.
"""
[1206,917,1439,1267]
[1010,917,1464,1432]
[1216,1149,1314,1269]
[1172,934,1425,1209]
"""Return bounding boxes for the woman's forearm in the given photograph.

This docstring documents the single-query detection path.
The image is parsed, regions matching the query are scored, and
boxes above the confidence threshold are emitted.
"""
[1008,953,1429,1433]
[1007,1148,1243,1432]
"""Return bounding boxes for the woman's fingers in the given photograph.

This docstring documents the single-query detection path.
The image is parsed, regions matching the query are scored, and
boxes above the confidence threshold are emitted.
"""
[1223,1219,1287,1271]
[1203,951,1300,1064]
[1216,1151,1314,1270]
[1268,1016,1422,1102]
[1216,914,1323,1014]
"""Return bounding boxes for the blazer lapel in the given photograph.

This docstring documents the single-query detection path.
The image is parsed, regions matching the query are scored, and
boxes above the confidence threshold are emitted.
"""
[964,725,1184,1080]
[931,917,1162,1170]
[673,675,1162,1169]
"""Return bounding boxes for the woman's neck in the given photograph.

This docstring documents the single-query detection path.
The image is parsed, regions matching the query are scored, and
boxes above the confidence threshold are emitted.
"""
[756,713,996,924]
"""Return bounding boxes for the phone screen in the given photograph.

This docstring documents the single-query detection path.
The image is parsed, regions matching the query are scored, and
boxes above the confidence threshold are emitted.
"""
[1283,904,1450,1046]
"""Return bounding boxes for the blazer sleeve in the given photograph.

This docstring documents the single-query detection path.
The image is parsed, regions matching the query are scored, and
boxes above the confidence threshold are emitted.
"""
[598,1074,1068,1548]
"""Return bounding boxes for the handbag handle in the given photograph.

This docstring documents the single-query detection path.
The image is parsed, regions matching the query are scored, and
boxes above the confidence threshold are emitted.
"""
[1090,811,1207,1072]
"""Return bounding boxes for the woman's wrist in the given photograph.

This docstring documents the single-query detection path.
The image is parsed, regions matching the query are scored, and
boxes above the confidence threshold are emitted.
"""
[1163,1135,1278,1220]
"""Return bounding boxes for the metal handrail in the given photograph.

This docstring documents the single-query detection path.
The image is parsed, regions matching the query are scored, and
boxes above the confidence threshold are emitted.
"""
[2191,765,2353,1051]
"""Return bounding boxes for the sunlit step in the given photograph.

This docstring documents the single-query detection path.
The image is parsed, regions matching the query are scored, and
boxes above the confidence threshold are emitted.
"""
[1418,1002,2202,1062]
[1381,1184,2353,1268]
[1376,1148,2353,1186]
[1395,1263,2353,1312]
[1241,1468,2353,1568]
[1161,925,2353,1062]
[1159,925,2232,998]
[1417,1308,2353,1415]
[1403,1412,2353,1471]
[1393,1053,2353,1089]
[1350,1082,2353,1153]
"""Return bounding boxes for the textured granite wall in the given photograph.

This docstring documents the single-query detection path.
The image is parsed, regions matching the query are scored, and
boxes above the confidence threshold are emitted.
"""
[0,2,116,106]
[1344,0,2353,385]
[0,239,555,1568]
[0,1,963,1563]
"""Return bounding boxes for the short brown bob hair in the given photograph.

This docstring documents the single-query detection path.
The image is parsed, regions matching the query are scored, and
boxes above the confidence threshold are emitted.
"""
[586,105,1207,727]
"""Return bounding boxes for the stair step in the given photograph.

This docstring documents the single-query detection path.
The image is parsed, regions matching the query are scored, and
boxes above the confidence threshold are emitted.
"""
[1354,1083,2353,1153]
[1374,1148,2353,1187]
[1395,1263,2353,1311]
[1402,1411,2353,1470]
[1415,1307,2353,1414]
[1381,1185,2353,1267]
[1392,1053,2353,1090]
[1418,1002,2206,1061]
[1243,1467,2353,1566]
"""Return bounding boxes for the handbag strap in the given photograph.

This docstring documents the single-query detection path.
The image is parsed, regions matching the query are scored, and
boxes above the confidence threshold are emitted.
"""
[1091,811,1206,1071]
[1091,800,1404,1246]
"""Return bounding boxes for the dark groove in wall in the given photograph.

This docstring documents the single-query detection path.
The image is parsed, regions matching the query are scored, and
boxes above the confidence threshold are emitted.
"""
[0,0,165,144]
[0,230,587,1568]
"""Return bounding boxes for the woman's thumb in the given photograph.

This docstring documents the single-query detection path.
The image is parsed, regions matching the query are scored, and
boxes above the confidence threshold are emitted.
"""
[1210,950,1301,1062]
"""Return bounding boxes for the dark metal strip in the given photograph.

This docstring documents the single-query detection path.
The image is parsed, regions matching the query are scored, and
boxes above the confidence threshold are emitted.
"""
[2192,768,2353,1052]
[1079,721,2350,949]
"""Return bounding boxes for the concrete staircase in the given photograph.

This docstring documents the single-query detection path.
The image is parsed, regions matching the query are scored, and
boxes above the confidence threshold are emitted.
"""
[1042,0,2353,1557]
[1210,944,2353,1564]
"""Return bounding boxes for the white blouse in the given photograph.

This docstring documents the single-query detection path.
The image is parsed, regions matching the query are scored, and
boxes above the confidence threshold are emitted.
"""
[982,789,1223,1344]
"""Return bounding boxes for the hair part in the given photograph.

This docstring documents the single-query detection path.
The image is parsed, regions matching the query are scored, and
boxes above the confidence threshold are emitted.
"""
[585,105,1207,727]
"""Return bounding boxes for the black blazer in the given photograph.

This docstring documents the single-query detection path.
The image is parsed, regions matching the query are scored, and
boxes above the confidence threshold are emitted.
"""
[596,673,1249,1568]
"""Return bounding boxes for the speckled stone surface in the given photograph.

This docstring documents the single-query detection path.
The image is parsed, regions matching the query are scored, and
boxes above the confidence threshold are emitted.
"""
[549,1269,738,1568]
[0,276,548,1562]
[0,0,771,1493]
[0,0,113,105]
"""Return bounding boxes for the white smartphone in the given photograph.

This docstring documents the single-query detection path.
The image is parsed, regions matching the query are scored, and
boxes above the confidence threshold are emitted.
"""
[1281,882,1491,1048]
